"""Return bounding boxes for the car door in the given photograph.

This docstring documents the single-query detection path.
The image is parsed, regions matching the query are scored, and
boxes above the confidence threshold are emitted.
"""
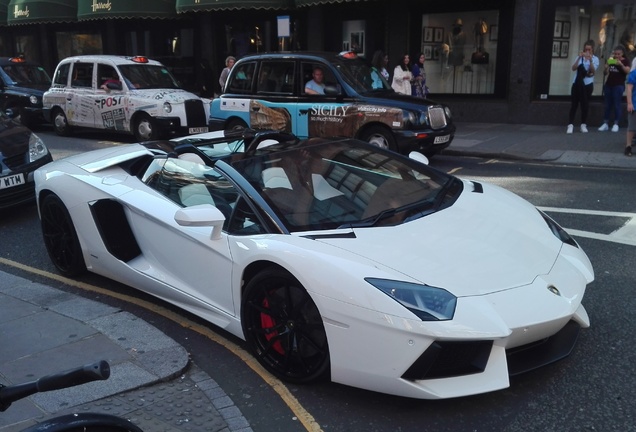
[124,155,236,316]
[67,61,96,128]
[296,60,350,138]
[94,63,128,132]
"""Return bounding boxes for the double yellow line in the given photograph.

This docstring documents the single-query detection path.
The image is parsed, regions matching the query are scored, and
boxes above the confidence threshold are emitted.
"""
[0,257,323,432]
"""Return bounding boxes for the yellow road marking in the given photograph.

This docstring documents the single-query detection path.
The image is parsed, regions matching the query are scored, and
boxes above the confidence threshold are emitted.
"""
[0,257,323,432]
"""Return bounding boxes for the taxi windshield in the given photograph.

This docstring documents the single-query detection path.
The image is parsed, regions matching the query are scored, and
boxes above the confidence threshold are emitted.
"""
[332,56,392,94]
[117,64,180,90]
[1,64,51,87]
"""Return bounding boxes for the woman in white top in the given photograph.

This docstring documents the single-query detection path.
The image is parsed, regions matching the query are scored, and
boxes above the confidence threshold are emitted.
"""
[391,54,412,95]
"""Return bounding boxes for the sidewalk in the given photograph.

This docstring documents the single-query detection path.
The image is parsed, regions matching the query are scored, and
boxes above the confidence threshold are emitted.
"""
[445,122,636,168]
[1,121,634,432]
[0,271,251,432]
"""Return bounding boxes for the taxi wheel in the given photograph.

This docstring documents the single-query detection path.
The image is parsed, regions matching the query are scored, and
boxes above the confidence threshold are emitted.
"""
[134,114,157,141]
[226,118,248,131]
[360,126,397,152]
[52,108,72,137]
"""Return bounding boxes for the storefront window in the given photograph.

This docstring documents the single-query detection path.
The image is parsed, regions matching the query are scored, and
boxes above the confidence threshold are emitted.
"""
[419,11,499,94]
[56,32,103,59]
[549,3,635,96]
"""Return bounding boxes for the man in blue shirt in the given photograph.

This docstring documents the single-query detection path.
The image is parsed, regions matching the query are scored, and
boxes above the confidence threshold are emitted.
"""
[305,66,325,95]
[624,65,636,156]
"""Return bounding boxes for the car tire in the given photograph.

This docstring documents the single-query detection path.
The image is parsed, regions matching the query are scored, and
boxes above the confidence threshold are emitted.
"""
[52,108,72,137]
[134,114,157,141]
[241,268,330,384]
[226,118,248,131]
[40,194,86,277]
[360,125,397,152]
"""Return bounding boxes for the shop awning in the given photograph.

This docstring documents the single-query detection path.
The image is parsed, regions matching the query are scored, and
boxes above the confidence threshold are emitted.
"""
[78,0,177,21]
[7,0,76,25]
[177,0,292,13]
[0,0,8,25]
[295,0,368,6]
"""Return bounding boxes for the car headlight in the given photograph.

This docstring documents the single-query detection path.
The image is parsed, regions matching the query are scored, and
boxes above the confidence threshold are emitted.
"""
[28,133,49,162]
[163,101,172,114]
[404,111,418,126]
[29,95,39,105]
[539,210,578,248]
[444,106,452,119]
[365,278,457,321]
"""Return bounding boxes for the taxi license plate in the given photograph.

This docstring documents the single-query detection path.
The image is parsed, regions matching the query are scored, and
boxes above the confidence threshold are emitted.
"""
[434,135,450,144]
[0,173,25,190]
[189,127,208,134]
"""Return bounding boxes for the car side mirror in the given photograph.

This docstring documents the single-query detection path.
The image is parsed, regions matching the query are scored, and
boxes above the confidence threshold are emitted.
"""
[174,204,226,240]
[408,151,429,165]
[324,84,340,96]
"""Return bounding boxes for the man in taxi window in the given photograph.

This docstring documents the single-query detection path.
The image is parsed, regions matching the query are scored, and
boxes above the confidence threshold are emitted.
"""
[305,66,325,95]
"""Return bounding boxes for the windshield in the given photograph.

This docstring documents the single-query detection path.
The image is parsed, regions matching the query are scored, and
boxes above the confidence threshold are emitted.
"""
[1,64,51,86]
[117,64,180,90]
[332,57,392,94]
[230,140,457,231]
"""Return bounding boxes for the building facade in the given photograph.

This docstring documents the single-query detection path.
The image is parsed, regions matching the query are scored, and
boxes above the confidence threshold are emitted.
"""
[0,0,634,126]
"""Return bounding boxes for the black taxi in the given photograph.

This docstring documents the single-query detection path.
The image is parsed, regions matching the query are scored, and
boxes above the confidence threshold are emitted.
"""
[0,56,51,128]
[209,51,455,157]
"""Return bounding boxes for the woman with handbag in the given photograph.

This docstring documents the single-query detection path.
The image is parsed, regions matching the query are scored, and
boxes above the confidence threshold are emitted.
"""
[411,53,429,98]
[566,40,599,134]
[391,54,412,95]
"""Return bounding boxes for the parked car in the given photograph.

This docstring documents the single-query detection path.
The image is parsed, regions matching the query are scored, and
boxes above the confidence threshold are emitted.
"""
[209,51,455,157]
[0,56,52,128]
[35,129,593,399]
[0,109,52,209]
[42,55,209,141]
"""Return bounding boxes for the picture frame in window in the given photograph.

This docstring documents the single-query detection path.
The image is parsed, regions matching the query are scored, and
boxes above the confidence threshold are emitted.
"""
[423,45,433,60]
[562,21,570,39]
[552,40,561,58]
[423,27,433,43]
[489,25,498,41]
[350,31,364,53]
[554,20,562,38]
[434,27,444,43]
[342,41,350,51]
[560,41,569,58]
[432,45,440,61]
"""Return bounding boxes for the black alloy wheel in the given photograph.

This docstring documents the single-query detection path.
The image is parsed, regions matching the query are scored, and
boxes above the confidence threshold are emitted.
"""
[40,194,86,276]
[241,269,330,383]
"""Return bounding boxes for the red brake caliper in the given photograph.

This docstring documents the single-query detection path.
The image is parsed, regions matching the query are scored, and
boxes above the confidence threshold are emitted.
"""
[261,297,285,354]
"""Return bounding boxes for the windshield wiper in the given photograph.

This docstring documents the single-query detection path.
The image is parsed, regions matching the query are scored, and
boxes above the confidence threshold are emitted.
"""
[338,197,436,229]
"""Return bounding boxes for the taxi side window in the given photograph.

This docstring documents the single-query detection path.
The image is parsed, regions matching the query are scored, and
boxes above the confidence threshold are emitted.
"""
[257,61,295,95]
[71,62,94,88]
[227,61,255,94]
[302,62,336,95]
[53,63,70,87]
[98,64,120,90]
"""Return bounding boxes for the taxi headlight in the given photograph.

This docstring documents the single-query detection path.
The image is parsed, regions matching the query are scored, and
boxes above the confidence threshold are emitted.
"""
[28,133,49,162]
[366,278,457,321]
[444,106,452,119]
[29,95,39,105]
[163,102,172,114]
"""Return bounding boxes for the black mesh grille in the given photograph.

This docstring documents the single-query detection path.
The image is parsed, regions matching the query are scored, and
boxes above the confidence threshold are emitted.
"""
[2,152,27,170]
[185,99,206,128]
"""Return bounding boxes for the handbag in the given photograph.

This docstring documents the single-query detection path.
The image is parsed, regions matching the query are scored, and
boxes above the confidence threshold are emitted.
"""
[471,50,489,64]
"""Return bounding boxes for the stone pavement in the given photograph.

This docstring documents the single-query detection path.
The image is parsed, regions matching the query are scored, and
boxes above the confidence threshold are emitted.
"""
[1,121,634,432]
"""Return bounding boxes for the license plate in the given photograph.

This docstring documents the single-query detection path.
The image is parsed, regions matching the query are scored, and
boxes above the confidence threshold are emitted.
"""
[0,173,25,190]
[189,127,208,134]
[434,135,450,144]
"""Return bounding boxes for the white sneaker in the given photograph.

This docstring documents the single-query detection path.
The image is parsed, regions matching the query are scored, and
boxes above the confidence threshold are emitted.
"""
[598,123,609,131]
[612,124,619,132]
[566,124,573,134]
[580,124,588,133]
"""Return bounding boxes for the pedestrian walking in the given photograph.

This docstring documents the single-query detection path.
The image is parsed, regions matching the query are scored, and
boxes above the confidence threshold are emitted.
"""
[219,56,235,93]
[624,65,636,156]
[391,53,412,95]
[566,40,598,134]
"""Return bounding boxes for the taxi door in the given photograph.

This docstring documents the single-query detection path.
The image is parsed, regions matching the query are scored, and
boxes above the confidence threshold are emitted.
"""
[295,61,351,139]
[93,63,128,133]
[66,62,96,128]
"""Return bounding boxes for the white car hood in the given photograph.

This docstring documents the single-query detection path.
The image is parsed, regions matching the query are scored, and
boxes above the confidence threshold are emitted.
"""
[315,181,562,296]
